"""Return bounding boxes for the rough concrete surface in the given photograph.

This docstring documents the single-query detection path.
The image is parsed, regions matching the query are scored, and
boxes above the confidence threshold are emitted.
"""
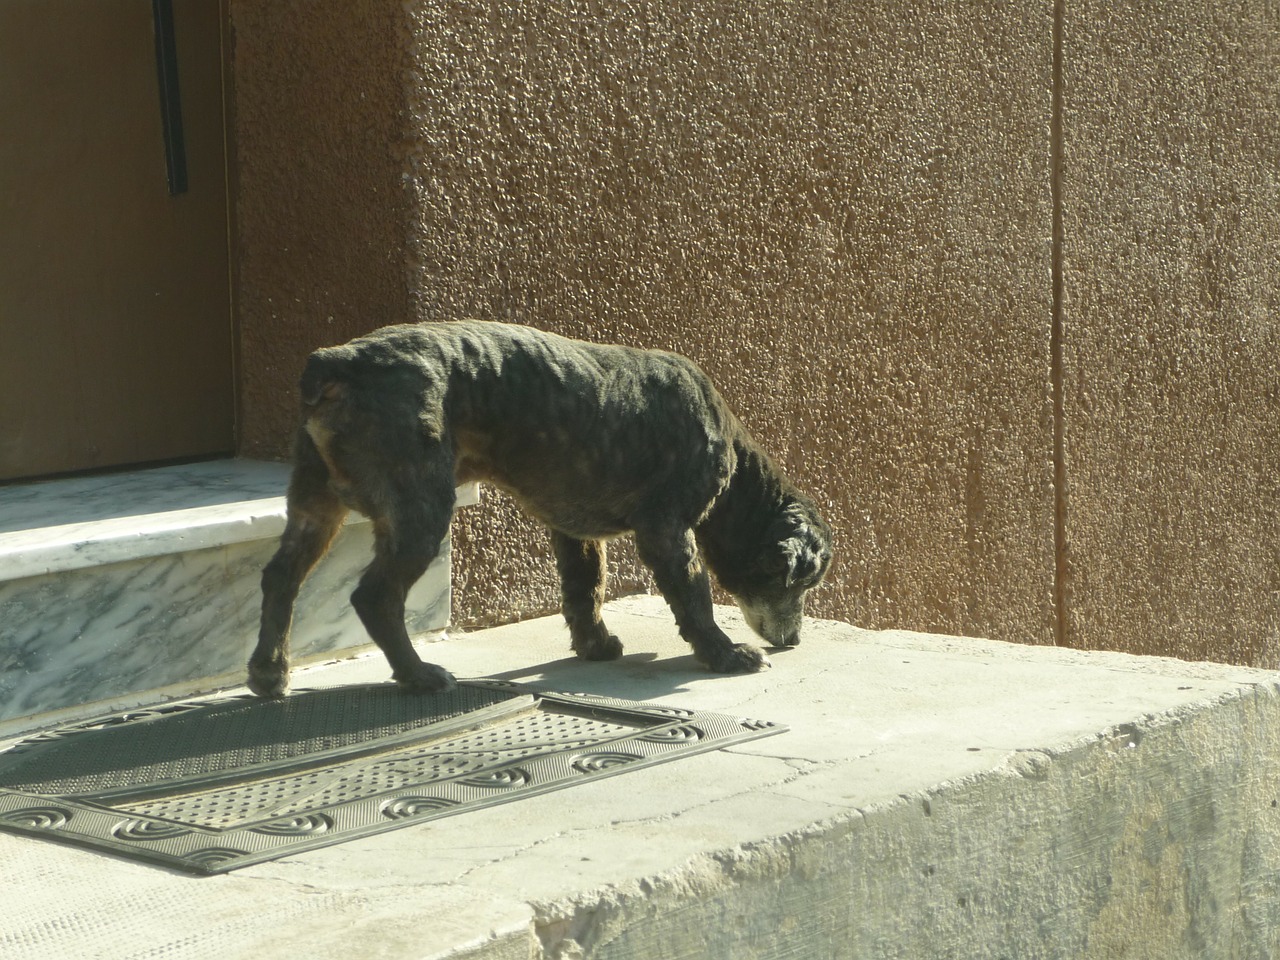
[4,597,1278,959]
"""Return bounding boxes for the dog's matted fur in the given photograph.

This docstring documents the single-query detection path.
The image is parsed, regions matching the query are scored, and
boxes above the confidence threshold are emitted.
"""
[250,320,832,697]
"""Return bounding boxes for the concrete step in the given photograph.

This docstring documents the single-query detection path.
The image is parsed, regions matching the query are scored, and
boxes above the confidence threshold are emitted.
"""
[0,460,469,733]
[2,596,1277,959]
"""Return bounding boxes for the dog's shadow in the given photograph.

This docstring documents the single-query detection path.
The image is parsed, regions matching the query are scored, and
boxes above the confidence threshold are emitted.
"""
[477,648,791,703]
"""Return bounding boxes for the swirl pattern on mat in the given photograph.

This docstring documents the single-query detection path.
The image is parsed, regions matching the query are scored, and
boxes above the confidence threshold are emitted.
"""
[186,847,250,869]
[252,813,333,837]
[0,806,71,830]
[111,818,192,842]
[382,795,459,819]
[457,766,531,789]
[638,725,704,743]
[571,751,642,774]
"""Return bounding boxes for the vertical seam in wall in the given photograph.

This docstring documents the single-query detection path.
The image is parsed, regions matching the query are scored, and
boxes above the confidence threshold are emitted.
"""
[1050,0,1069,647]
[219,0,242,455]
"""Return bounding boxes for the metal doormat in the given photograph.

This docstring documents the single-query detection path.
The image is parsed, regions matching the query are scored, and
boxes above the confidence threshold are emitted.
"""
[0,681,784,874]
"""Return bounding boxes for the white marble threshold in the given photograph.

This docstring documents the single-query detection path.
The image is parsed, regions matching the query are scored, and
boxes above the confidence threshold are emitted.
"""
[0,460,479,580]
[0,460,474,728]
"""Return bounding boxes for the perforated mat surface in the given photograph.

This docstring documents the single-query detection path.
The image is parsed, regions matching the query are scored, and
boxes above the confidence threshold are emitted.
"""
[0,681,784,873]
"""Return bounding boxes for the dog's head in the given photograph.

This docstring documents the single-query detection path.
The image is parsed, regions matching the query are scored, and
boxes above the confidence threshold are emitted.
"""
[727,495,832,649]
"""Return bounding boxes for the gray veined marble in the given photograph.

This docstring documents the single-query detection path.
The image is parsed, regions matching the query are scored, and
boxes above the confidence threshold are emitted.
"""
[0,461,471,727]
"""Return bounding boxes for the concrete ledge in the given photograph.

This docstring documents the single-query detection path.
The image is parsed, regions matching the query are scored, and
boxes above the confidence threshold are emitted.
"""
[3,596,1278,959]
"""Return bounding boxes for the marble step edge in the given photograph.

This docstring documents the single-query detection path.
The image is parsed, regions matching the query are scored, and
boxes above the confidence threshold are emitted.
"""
[0,466,478,582]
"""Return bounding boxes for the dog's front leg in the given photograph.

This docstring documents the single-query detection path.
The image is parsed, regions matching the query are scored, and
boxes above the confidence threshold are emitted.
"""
[551,531,624,661]
[350,474,458,693]
[250,439,348,697]
[634,526,770,673]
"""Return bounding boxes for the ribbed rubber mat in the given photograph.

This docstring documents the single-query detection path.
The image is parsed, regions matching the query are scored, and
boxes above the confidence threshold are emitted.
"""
[0,681,784,874]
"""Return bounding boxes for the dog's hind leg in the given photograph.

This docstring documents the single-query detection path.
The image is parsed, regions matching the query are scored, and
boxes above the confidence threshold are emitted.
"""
[633,525,770,674]
[250,434,348,697]
[551,532,624,661]
[350,464,458,693]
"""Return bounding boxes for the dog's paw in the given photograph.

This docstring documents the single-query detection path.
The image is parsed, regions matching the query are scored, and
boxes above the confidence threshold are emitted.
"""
[394,661,458,694]
[247,657,291,698]
[572,632,624,661]
[703,643,772,674]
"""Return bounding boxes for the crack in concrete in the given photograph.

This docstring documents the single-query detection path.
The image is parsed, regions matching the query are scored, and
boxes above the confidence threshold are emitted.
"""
[450,829,576,883]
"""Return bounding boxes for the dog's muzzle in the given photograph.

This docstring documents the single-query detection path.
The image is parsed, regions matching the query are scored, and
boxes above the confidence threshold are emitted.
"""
[736,597,803,649]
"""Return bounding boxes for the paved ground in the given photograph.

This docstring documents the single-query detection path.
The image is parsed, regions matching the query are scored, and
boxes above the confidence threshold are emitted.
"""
[3,596,1278,959]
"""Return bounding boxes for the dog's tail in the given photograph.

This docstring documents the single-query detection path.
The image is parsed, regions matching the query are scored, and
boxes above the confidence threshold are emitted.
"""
[299,349,351,407]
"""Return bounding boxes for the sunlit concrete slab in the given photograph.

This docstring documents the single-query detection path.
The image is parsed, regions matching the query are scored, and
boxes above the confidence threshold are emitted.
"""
[3,596,1277,959]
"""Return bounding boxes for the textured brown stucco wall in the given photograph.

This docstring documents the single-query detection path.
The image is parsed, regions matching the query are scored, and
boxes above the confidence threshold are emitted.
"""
[231,0,415,458]
[400,0,1059,641]
[230,1,1280,666]
[1060,3,1280,663]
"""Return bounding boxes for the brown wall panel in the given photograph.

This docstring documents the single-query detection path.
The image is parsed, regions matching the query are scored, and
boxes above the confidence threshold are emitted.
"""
[400,0,1058,641]
[232,0,415,458]
[1060,1,1280,663]
[231,0,1280,665]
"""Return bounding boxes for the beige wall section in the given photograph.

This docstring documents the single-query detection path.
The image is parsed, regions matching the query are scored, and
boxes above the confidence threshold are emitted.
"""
[232,0,415,457]
[1061,3,1280,663]
[400,0,1059,640]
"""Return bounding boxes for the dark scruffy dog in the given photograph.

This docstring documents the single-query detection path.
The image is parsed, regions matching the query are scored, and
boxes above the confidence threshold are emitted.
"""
[249,321,832,697]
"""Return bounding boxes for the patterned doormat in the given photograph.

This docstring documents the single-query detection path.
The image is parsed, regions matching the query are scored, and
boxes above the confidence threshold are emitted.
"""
[0,681,783,874]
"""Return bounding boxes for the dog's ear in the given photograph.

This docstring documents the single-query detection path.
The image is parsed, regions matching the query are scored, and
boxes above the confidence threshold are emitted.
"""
[782,532,831,588]
[780,498,833,588]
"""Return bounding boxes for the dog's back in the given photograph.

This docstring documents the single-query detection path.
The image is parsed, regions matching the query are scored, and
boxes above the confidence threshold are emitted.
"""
[254,320,831,699]
[299,321,742,538]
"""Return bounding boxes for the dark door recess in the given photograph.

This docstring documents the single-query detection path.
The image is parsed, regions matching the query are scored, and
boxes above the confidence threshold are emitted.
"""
[0,0,233,481]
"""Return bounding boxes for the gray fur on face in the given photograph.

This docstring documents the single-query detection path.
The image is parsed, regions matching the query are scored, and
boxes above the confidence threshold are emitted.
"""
[250,320,833,697]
